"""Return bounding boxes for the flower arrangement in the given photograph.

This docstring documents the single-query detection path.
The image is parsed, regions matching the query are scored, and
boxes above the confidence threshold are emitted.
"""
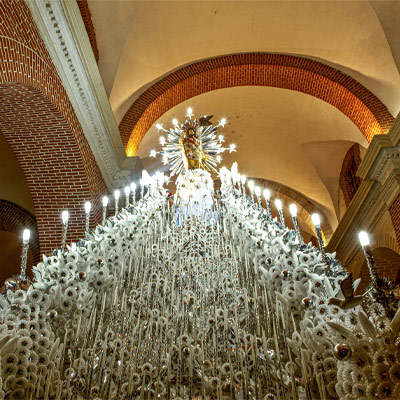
[0,164,399,399]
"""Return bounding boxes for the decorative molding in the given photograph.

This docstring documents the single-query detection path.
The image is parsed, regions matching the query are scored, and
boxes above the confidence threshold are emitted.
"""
[326,181,376,259]
[327,114,400,264]
[25,0,142,189]
[366,147,400,184]
[357,112,400,180]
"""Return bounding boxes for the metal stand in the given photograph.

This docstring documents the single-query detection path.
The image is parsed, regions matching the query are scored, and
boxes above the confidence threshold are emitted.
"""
[265,199,272,220]
[256,194,262,209]
[102,205,107,225]
[292,215,303,244]
[20,240,29,281]
[61,222,68,253]
[315,226,329,264]
[85,213,90,240]
[278,209,285,226]
[362,245,380,288]
[115,198,119,216]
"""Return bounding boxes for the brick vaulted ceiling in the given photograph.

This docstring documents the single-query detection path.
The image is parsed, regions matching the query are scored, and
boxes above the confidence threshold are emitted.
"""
[119,53,394,156]
[0,0,107,259]
[86,0,400,232]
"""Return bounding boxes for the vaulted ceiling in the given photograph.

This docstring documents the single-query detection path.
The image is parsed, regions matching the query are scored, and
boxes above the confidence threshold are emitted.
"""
[87,0,400,235]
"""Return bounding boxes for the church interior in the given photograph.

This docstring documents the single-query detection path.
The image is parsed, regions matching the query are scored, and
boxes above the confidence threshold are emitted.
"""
[1,0,400,399]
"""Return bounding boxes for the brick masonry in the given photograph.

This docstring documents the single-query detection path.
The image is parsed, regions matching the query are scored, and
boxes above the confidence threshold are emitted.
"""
[390,193,400,246]
[0,199,39,264]
[339,143,362,207]
[119,53,395,156]
[356,247,400,292]
[0,0,107,256]
[77,0,99,62]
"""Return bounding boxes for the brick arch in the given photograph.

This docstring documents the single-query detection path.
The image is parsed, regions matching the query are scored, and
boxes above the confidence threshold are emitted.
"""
[0,200,40,264]
[371,231,400,255]
[0,84,100,255]
[0,0,107,256]
[119,53,395,156]
[339,144,363,207]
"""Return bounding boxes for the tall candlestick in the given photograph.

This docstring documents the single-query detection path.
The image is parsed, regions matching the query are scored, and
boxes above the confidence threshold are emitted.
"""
[240,175,246,195]
[311,213,329,264]
[20,228,30,281]
[359,231,392,317]
[114,190,120,216]
[255,186,261,208]
[248,180,255,202]
[140,179,144,199]
[102,196,108,225]
[263,189,272,220]
[61,210,69,252]
[237,173,242,193]
[124,186,130,208]
[130,182,136,204]
[289,204,303,244]
[84,201,91,240]
[359,231,379,287]
[275,199,285,226]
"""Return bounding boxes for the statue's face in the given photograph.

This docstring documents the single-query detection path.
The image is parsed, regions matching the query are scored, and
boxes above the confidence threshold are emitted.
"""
[187,128,195,137]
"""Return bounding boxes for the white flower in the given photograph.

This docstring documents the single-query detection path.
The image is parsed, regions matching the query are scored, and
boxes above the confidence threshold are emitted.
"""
[28,351,38,364]
[369,303,385,320]
[375,316,391,333]
[377,381,395,398]
[351,383,366,397]
[28,321,39,331]
[323,357,337,371]
[2,363,17,376]
[3,375,15,391]
[27,289,42,304]
[131,373,141,386]
[373,362,389,381]
[13,290,26,303]
[15,365,27,379]
[29,330,39,342]
[18,305,30,315]
[390,363,400,383]
[327,381,338,398]
[60,298,72,312]
[16,336,32,350]
[37,352,49,367]
[15,320,29,331]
